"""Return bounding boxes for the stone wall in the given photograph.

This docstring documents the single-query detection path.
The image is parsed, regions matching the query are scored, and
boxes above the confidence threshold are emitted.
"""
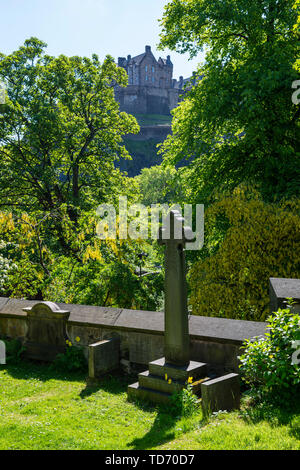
[115,85,181,116]
[0,297,267,375]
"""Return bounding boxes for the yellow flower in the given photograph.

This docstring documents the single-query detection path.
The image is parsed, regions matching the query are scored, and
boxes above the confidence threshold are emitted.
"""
[168,378,172,384]
[75,337,80,343]
[165,374,168,381]
[187,376,193,384]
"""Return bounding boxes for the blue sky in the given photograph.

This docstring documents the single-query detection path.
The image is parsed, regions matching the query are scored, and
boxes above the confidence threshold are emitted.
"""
[0,0,203,78]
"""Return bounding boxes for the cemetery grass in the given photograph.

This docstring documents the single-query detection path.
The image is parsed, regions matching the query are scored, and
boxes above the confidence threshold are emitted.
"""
[0,361,299,450]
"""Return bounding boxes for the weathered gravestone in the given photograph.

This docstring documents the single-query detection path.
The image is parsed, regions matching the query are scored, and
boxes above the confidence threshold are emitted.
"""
[23,302,70,361]
[87,337,120,385]
[0,340,5,364]
[128,210,240,411]
[269,278,300,314]
[201,373,240,417]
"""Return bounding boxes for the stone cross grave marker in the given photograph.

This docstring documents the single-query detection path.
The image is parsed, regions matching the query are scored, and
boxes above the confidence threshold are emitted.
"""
[128,210,208,404]
[158,209,195,366]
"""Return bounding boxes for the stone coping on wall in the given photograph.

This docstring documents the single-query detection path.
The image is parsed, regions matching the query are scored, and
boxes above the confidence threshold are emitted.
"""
[270,277,300,305]
[0,297,267,346]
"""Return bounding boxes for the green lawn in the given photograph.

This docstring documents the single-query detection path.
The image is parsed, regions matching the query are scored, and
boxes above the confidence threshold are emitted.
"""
[0,362,299,450]
[134,114,172,126]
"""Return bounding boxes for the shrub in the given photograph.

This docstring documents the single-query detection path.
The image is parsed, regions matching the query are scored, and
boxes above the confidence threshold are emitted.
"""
[239,307,300,402]
[189,187,300,321]
[51,340,87,373]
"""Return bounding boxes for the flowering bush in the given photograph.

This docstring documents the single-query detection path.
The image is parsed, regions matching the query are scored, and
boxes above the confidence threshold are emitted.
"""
[239,307,300,401]
[189,187,300,321]
[0,241,17,295]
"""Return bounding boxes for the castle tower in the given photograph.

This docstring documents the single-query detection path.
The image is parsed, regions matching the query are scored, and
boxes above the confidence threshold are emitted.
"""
[115,46,186,115]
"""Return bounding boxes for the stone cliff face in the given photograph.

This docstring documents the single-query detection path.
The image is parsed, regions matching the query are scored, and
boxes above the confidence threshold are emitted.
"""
[119,123,172,177]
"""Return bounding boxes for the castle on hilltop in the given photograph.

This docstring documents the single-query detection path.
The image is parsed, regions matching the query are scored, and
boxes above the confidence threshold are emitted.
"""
[115,45,189,116]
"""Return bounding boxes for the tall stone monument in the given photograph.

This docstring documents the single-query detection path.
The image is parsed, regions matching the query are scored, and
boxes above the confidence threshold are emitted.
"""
[159,210,191,366]
[128,210,207,403]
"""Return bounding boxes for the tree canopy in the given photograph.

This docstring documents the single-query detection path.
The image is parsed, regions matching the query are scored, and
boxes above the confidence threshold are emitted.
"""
[0,38,139,219]
[159,0,299,202]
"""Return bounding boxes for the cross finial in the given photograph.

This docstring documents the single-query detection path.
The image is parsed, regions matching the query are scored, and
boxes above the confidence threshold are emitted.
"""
[158,210,195,248]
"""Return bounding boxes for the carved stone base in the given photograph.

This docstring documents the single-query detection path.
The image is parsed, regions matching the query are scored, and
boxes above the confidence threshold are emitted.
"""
[127,357,208,404]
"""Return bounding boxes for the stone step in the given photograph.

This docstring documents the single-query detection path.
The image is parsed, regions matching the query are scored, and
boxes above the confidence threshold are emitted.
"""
[149,357,207,382]
[127,382,172,405]
[138,370,185,394]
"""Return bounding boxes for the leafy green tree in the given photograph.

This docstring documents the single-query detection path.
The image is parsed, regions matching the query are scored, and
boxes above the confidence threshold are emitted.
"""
[136,165,183,206]
[0,206,164,308]
[0,38,164,310]
[159,0,299,201]
[0,38,139,254]
[189,186,300,321]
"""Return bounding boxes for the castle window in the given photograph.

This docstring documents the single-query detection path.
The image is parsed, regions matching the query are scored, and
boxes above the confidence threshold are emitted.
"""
[145,65,148,72]
[146,75,148,81]
[152,66,155,73]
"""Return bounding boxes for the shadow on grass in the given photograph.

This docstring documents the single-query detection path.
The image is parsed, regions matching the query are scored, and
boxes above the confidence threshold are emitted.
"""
[127,398,204,450]
[128,404,179,450]
[80,370,134,398]
[1,360,138,399]
[1,360,86,383]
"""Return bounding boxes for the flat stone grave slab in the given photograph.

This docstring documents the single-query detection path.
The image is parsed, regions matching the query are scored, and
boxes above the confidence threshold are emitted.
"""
[269,278,300,313]
[87,337,120,384]
[201,373,240,415]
